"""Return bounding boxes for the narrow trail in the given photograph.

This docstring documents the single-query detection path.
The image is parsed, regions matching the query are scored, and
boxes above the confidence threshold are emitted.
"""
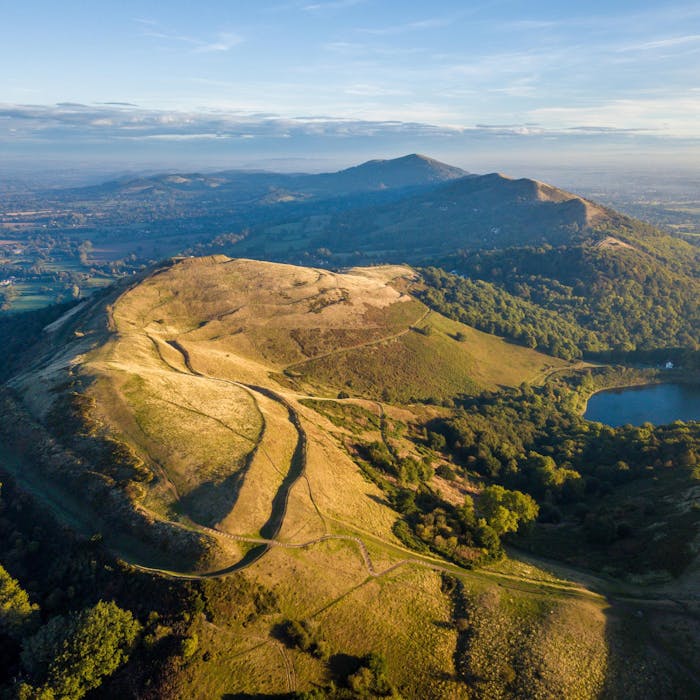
[283,307,431,372]
[127,522,606,602]
[528,360,595,386]
[202,620,297,693]
[163,340,327,565]
[33,311,633,602]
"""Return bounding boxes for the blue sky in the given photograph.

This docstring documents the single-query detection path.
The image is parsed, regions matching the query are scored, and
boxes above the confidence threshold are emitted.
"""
[2,0,700,173]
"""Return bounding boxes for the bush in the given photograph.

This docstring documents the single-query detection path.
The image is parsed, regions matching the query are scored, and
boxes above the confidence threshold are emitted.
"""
[180,634,198,659]
[347,653,395,697]
[278,619,329,659]
[436,464,456,480]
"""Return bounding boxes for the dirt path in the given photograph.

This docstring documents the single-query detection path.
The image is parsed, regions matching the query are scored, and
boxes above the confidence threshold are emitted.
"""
[528,360,596,386]
[164,340,326,566]
[283,307,431,371]
[202,620,297,693]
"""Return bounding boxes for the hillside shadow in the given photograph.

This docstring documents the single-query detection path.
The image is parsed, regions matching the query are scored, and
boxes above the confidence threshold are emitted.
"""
[222,694,293,699]
[368,493,391,507]
[601,597,700,698]
[177,471,246,527]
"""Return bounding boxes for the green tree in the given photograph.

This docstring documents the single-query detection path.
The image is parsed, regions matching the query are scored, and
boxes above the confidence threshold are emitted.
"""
[479,485,539,536]
[21,600,141,700]
[0,564,39,639]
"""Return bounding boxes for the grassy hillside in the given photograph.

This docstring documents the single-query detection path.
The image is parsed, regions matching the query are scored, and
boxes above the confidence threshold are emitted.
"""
[1,255,699,698]
[7,256,559,556]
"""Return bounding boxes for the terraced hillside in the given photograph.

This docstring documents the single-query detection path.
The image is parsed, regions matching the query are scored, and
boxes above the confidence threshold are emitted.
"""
[2,256,698,698]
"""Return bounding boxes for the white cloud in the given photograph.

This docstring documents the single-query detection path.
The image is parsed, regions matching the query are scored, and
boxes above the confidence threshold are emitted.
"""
[136,20,242,53]
[343,83,410,97]
[302,0,366,11]
[193,33,243,53]
[1,102,698,156]
[617,33,700,52]
[530,96,700,136]
[362,16,453,36]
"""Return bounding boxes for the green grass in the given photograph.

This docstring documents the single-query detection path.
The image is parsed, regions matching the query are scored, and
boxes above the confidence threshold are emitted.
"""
[299,399,381,434]
[292,310,560,403]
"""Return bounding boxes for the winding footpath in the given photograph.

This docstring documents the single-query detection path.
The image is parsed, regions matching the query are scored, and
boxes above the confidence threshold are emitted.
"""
[108,336,604,603]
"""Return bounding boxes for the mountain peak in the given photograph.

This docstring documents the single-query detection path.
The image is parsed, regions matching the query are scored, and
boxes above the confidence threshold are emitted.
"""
[329,153,468,190]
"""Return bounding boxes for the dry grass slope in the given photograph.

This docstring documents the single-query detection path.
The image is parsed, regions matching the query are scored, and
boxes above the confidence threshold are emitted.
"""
[4,255,630,698]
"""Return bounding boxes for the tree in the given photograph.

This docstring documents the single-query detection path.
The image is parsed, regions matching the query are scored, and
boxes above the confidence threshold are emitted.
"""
[478,485,539,536]
[21,601,141,699]
[347,653,395,697]
[0,564,38,639]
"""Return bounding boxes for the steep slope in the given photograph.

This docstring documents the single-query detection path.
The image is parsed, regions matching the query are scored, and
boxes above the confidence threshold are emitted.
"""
[313,172,614,256]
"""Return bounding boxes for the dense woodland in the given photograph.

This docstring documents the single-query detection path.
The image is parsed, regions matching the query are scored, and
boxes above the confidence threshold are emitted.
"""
[426,234,700,355]
[351,367,700,576]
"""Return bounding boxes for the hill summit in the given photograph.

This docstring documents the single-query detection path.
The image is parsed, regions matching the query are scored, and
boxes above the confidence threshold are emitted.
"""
[321,153,468,190]
[7,255,561,573]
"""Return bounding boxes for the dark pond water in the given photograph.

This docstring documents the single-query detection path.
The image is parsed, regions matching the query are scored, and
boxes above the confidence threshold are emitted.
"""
[584,383,700,427]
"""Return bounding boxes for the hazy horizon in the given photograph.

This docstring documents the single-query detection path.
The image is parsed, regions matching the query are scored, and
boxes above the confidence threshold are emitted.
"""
[2,1,700,181]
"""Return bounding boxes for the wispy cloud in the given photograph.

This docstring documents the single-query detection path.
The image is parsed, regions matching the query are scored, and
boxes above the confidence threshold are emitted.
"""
[302,0,367,11]
[361,16,453,36]
[322,41,425,57]
[193,33,243,53]
[617,33,700,52]
[0,103,463,144]
[530,96,700,136]
[342,83,410,97]
[0,103,687,148]
[505,20,560,30]
[135,19,242,53]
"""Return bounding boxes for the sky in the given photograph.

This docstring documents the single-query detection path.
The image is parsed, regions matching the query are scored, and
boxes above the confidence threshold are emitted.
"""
[2,0,700,176]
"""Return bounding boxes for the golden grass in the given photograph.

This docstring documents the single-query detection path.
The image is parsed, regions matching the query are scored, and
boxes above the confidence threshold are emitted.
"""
[217,388,295,537]
[314,566,467,699]
[295,401,400,541]
[10,255,565,566]
[293,309,563,401]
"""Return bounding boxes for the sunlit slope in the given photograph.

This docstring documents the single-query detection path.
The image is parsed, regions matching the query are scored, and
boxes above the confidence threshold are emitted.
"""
[130,256,562,399]
[9,255,561,571]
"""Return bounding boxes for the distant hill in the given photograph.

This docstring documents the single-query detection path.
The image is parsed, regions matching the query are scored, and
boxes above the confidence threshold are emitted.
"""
[6,154,698,358]
[226,166,698,354]
[297,153,468,193]
[63,153,467,202]
[306,172,618,255]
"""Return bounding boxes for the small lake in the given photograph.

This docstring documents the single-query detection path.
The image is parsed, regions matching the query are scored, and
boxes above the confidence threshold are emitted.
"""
[584,383,700,427]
